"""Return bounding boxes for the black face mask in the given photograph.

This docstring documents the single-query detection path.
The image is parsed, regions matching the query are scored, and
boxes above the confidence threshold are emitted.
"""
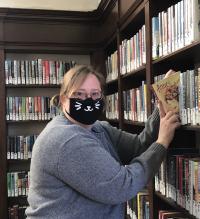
[66,98,104,125]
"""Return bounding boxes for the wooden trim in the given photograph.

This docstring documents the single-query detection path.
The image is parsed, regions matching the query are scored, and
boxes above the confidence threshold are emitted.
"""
[145,4,154,219]
[0,0,117,24]
[119,0,144,29]
[96,0,118,23]
[102,32,117,50]
[2,41,102,54]
[0,8,95,23]
[152,41,200,65]
[116,27,124,129]
[144,1,153,117]
[0,49,7,219]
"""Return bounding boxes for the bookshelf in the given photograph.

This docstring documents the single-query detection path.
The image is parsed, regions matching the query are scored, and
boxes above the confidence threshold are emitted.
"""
[0,4,116,217]
[4,54,90,218]
[0,0,200,218]
[104,0,200,218]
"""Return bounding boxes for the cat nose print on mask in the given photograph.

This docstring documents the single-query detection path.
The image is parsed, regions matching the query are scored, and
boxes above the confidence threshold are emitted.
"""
[72,90,102,100]
[84,106,93,111]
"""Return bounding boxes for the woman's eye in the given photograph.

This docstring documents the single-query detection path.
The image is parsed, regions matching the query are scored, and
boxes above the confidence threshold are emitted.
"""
[76,92,84,97]
[92,92,98,96]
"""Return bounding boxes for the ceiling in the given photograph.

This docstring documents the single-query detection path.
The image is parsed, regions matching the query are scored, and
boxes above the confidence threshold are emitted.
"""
[0,0,102,12]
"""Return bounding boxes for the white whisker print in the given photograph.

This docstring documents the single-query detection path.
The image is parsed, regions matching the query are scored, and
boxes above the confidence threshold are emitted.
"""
[75,102,82,110]
[95,101,100,109]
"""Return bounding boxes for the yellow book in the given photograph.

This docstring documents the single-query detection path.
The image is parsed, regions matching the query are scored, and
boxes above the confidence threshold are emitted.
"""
[152,72,180,113]
[137,191,149,219]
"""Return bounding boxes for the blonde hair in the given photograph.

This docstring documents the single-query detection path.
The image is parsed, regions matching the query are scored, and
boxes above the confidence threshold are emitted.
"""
[51,65,105,109]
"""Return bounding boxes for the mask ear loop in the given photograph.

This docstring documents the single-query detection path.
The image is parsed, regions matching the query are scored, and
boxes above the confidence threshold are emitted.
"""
[100,94,106,112]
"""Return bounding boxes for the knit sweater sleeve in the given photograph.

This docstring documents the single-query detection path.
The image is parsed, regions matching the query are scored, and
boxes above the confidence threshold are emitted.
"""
[100,108,160,164]
[57,132,166,205]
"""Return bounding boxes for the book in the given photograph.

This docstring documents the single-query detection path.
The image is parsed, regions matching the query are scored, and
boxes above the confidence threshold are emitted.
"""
[152,72,180,113]
[137,191,149,219]
[158,210,187,219]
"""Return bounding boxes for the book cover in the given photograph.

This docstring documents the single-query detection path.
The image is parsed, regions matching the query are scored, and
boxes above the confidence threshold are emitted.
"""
[152,72,180,113]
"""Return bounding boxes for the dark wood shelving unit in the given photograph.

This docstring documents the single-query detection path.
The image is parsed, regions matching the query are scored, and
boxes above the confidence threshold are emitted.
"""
[111,0,200,218]
[6,84,60,88]
[121,65,146,79]
[180,125,200,131]
[106,78,118,85]
[8,196,28,207]
[123,120,145,126]
[0,0,200,218]
[152,41,200,65]
[7,160,31,171]
[106,118,119,123]
[155,192,196,219]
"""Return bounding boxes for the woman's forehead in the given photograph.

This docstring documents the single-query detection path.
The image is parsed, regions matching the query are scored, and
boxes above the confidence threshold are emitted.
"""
[78,74,101,89]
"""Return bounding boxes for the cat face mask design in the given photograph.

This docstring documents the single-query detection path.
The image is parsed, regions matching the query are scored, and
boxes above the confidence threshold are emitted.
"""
[66,98,104,125]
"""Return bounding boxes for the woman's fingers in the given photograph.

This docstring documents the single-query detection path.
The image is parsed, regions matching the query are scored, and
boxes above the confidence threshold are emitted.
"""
[158,101,166,118]
[164,111,175,120]
[167,114,180,123]
[164,69,176,79]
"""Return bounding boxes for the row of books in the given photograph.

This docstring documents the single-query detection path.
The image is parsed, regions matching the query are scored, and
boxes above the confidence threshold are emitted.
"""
[7,135,38,160]
[127,191,149,219]
[6,96,60,121]
[105,25,146,82]
[105,0,200,83]
[152,0,200,60]
[7,171,30,198]
[123,81,148,122]
[179,68,200,125]
[8,205,27,219]
[105,82,148,122]
[106,93,119,120]
[5,59,76,85]
[155,155,200,218]
[120,25,146,75]
[106,68,200,125]
[105,51,118,82]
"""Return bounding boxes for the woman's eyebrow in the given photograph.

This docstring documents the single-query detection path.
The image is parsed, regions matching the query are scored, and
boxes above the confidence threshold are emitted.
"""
[77,89,100,91]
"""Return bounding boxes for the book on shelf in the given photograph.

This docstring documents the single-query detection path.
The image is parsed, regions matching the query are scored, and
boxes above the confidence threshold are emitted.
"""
[6,96,60,121]
[127,197,137,219]
[122,81,148,122]
[8,205,27,219]
[5,59,76,85]
[119,25,146,75]
[155,154,200,218]
[7,135,37,160]
[105,93,119,120]
[152,72,180,113]
[152,0,200,59]
[158,210,189,219]
[137,191,149,219]
[7,171,30,197]
[126,190,149,219]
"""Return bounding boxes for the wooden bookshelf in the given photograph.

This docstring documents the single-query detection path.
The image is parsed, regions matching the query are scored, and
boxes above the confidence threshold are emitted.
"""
[104,0,200,218]
[0,0,200,218]
[154,192,197,219]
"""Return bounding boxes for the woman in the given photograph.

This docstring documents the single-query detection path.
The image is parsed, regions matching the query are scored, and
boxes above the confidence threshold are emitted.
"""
[26,65,180,219]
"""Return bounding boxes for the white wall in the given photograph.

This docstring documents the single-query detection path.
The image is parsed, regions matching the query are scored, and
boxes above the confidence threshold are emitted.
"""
[0,0,101,11]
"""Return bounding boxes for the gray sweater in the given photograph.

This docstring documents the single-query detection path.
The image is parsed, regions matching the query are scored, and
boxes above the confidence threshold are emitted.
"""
[26,109,167,219]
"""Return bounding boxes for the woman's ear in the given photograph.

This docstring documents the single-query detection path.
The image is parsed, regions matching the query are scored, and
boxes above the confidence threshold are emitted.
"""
[60,95,70,112]
[60,95,66,105]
